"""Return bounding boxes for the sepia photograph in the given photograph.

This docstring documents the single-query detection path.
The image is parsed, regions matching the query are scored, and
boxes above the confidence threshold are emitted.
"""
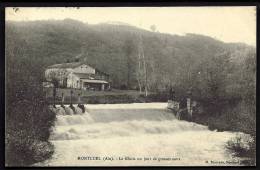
[5,6,256,166]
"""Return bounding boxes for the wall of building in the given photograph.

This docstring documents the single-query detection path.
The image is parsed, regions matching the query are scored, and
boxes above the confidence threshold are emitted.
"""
[45,68,70,82]
[45,68,59,81]
[95,70,109,81]
[67,73,81,89]
[73,64,95,74]
[45,64,109,89]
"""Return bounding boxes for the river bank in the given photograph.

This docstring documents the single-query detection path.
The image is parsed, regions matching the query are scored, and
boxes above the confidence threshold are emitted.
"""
[186,99,256,166]
[45,88,168,104]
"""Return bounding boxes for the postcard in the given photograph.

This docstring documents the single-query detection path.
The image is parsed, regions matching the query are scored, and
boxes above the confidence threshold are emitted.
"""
[5,6,256,167]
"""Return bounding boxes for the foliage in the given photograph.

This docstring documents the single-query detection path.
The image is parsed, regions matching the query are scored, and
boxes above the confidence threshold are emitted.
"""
[5,26,56,166]
[226,134,255,166]
[122,38,136,88]
[6,20,254,91]
[47,69,69,88]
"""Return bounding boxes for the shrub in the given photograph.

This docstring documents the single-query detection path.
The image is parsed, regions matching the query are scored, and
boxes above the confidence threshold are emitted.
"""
[5,76,56,166]
[226,134,255,166]
[6,33,56,166]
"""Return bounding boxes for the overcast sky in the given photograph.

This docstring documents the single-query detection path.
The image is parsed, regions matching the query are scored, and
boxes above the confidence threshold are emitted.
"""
[6,7,256,46]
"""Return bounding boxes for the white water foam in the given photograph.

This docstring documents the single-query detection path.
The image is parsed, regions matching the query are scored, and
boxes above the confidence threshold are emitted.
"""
[39,103,241,166]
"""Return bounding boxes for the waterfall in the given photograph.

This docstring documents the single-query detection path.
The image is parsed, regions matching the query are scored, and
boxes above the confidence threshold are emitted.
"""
[39,103,241,166]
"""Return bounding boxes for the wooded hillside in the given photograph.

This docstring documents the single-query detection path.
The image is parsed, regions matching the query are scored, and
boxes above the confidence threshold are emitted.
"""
[6,19,255,92]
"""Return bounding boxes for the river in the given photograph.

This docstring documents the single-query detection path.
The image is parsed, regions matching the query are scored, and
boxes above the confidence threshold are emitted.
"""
[38,103,243,166]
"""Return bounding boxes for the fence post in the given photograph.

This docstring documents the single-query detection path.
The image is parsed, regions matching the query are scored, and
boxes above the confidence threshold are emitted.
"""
[78,93,82,104]
[172,89,175,101]
[53,87,56,108]
[77,93,85,113]
[61,92,65,108]
[169,87,172,100]
[70,89,73,107]
[187,89,192,119]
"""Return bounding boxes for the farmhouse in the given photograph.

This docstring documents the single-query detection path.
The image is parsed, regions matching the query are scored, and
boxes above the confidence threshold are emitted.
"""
[45,62,110,91]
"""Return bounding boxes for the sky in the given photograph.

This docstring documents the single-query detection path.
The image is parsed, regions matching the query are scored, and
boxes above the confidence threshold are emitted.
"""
[6,7,256,46]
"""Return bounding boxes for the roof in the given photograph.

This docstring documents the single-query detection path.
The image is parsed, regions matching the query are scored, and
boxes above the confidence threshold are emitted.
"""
[47,62,109,76]
[81,79,109,84]
[47,62,85,69]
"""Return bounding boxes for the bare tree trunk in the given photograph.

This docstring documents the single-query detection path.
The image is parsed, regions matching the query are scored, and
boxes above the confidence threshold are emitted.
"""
[137,33,148,96]
[137,53,143,93]
[127,62,130,88]
[142,53,148,96]
[137,77,142,93]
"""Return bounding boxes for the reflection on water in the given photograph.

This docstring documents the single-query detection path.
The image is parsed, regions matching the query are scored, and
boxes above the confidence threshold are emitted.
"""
[38,103,242,166]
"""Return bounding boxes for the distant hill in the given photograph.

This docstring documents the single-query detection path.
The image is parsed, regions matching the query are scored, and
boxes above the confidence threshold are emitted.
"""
[5,19,255,89]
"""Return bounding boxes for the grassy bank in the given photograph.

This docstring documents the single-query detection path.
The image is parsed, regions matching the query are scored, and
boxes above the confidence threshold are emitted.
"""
[191,99,256,165]
[45,87,168,104]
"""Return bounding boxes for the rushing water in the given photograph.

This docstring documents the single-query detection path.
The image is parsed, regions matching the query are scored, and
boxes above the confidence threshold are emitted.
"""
[38,103,243,166]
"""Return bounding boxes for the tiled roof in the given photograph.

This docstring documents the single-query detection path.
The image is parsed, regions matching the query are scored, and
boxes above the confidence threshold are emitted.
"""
[47,62,109,76]
[47,62,84,69]
[81,79,109,84]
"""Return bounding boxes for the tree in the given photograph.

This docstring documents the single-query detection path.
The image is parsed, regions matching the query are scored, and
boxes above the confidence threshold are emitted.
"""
[195,52,232,101]
[136,33,148,96]
[123,38,135,89]
[47,69,69,88]
[6,27,56,166]
[150,25,157,32]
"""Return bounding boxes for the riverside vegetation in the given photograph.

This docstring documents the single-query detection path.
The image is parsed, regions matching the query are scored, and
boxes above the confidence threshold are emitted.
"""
[5,37,56,166]
[5,19,256,166]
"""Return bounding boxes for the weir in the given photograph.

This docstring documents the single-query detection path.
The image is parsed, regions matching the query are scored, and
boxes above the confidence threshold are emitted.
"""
[40,103,240,166]
[49,103,209,141]
[49,89,87,115]
[49,104,86,115]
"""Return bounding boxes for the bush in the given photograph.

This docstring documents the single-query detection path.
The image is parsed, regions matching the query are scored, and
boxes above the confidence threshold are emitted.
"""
[226,134,255,166]
[6,32,56,166]
[5,77,56,166]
